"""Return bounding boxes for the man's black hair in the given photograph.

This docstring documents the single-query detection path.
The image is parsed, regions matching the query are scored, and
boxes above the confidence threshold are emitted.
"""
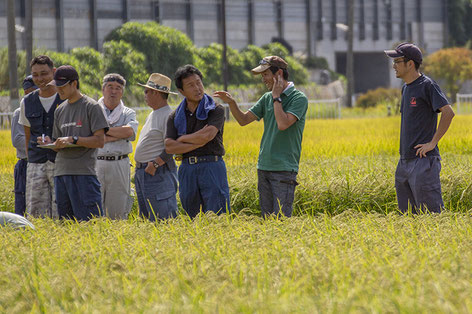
[30,55,54,69]
[174,65,203,90]
[269,66,289,80]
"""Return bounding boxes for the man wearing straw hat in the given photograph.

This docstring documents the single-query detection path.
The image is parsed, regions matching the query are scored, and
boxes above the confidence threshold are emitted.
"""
[214,56,308,218]
[134,73,178,220]
[96,73,138,219]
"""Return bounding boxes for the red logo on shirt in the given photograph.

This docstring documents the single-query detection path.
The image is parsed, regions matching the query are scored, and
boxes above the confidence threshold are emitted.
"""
[76,120,83,127]
[410,97,417,107]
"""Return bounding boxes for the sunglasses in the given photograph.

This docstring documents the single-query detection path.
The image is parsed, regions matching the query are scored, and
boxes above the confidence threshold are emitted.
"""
[104,77,125,85]
[146,81,170,92]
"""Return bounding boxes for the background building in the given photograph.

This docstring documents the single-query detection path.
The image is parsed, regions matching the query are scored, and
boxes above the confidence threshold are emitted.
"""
[0,0,447,93]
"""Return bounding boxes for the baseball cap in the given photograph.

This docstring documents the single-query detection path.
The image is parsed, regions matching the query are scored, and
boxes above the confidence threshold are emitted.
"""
[47,65,79,87]
[384,42,423,64]
[251,56,288,74]
[22,75,37,91]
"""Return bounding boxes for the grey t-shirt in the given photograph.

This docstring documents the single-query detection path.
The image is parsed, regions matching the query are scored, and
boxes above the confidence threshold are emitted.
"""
[53,95,109,176]
[400,74,449,159]
[135,105,172,163]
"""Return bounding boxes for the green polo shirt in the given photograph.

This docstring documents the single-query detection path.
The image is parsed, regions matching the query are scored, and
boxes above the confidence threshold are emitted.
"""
[249,85,308,172]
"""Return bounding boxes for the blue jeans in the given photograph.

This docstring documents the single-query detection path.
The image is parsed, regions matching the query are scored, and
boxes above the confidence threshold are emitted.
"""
[257,170,298,217]
[178,159,230,218]
[14,159,27,216]
[55,175,103,221]
[134,164,178,221]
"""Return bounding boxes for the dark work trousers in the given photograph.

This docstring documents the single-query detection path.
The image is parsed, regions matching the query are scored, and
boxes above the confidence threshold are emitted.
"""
[13,159,27,216]
[395,156,443,214]
[134,164,178,221]
[55,175,103,221]
[257,170,299,218]
[178,159,230,218]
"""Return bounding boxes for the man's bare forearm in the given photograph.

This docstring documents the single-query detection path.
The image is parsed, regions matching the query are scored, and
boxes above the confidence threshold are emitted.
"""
[105,126,134,139]
[165,138,201,154]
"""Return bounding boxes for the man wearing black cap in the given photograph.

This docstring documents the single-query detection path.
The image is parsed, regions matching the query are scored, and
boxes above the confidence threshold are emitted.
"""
[384,42,455,214]
[214,56,308,218]
[10,75,37,216]
[40,65,109,221]
[18,56,62,218]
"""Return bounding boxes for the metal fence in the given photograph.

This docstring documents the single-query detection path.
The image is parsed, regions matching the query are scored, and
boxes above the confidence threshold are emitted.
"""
[134,98,342,121]
[456,94,472,115]
[0,112,13,129]
[0,98,342,130]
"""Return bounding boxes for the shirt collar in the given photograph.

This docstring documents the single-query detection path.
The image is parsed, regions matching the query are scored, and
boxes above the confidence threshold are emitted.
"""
[282,81,295,96]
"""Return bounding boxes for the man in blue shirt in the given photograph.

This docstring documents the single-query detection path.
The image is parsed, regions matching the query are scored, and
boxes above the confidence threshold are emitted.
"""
[385,42,455,213]
[11,76,37,216]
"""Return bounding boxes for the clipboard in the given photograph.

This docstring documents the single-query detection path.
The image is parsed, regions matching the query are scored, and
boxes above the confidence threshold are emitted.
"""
[38,143,80,149]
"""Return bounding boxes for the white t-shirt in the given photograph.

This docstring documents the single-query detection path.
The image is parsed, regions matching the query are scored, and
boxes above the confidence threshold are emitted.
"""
[19,93,58,127]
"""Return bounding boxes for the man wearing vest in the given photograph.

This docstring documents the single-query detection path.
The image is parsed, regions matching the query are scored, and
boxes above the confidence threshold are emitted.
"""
[96,73,138,219]
[19,55,62,218]
[214,56,308,217]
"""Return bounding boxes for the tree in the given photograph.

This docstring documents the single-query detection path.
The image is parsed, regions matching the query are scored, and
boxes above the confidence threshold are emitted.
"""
[424,47,472,102]
[105,22,194,79]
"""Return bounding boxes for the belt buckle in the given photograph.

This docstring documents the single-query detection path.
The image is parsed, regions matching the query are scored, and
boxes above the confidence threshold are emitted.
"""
[189,156,197,164]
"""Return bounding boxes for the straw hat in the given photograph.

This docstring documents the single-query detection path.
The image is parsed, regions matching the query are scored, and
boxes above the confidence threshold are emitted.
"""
[138,73,177,95]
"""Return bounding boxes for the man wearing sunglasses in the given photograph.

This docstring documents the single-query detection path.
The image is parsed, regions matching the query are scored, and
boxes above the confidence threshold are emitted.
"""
[214,56,308,218]
[385,42,455,214]
[96,74,138,219]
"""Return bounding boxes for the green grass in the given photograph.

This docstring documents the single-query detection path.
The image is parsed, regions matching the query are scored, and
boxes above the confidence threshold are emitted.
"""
[1,213,472,312]
[1,115,472,312]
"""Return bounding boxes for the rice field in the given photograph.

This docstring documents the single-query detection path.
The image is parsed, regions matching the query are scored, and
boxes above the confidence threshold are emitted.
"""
[1,115,472,312]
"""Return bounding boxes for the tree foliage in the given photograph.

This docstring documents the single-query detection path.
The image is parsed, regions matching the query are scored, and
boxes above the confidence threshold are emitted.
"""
[105,22,194,79]
[424,47,472,102]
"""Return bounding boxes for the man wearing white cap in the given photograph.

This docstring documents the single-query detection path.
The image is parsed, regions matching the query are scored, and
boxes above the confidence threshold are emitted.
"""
[134,73,178,220]
[96,74,138,219]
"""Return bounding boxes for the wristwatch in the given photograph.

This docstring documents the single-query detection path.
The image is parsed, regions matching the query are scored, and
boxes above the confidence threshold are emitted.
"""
[152,161,159,169]
[273,97,282,103]
[72,136,79,144]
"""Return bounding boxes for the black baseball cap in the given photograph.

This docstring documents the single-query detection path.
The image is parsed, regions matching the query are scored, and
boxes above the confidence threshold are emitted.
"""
[384,42,423,64]
[47,65,79,87]
[22,75,37,91]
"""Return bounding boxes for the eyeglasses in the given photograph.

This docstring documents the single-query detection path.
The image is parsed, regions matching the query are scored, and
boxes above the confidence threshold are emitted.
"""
[393,58,409,65]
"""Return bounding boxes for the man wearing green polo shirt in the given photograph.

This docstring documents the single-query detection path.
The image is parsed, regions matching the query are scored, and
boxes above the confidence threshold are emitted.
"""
[214,56,308,217]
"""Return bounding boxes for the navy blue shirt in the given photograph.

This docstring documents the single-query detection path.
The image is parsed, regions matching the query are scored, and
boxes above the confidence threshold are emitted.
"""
[400,74,449,159]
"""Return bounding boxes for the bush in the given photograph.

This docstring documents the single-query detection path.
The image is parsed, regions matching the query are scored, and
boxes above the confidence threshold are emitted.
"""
[70,47,104,89]
[105,22,194,79]
[102,40,148,88]
[304,56,329,69]
[356,87,401,109]
[0,48,27,92]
